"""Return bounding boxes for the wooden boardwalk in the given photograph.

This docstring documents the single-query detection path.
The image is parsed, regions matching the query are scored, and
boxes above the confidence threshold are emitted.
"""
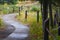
[1,13,29,40]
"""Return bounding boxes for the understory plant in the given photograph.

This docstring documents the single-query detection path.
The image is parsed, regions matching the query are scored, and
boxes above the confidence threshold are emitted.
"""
[0,18,5,29]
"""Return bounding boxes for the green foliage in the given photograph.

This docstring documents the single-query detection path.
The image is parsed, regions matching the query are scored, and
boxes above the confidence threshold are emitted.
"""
[0,18,5,29]
[56,36,60,40]
[31,6,40,11]
[0,5,19,14]
[0,0,18,5]
[16,11,43,40]
[0,0,4,4]
[0,19,4,27]
[7,0,18,5]
[30,22,43,40]
[52,0,60,6]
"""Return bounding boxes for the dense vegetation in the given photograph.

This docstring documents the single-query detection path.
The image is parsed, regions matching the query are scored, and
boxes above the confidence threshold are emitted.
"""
[0,0,18,4]
[0,0,60,40]
[0,18,5,29]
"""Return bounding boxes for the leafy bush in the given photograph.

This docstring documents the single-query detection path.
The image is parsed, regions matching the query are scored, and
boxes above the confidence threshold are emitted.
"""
[0,0,18,5]
[31,6,40,11]
[0,19,2,26]
[7,0,18,5]
[16,11,43,40]
[0,5,19,14]
[0,19,4,27]
[56,36,60,40]
[0,0,4,4]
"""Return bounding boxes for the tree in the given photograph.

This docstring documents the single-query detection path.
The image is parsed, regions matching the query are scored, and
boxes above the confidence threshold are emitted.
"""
[0,0,18,5]
[0,0,4,4]
[39,0,49,40]
[7,0,18,5]
[49,0,54,28]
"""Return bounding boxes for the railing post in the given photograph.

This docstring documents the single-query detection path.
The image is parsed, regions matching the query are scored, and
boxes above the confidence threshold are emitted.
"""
[25,10,28,20]
[13,7,14,13]
[37,11,39,23]
[21,6,23,10]
[44,18,49,40]
[19,7,20,15]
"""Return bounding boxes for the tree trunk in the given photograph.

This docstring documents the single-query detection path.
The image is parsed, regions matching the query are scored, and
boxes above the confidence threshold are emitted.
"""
[49,1,54,28]
[57,7,60,36]
[42,0,49,40]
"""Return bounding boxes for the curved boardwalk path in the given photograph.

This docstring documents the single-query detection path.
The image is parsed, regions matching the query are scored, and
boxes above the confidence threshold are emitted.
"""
[1,13,29,40]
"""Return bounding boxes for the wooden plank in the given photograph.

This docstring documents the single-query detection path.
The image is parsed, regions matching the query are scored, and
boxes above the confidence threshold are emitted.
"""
[37,11,39,23]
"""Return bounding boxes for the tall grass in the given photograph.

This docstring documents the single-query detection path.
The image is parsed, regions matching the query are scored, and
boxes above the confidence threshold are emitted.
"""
[0,18,5,29]
[16,11,44,40]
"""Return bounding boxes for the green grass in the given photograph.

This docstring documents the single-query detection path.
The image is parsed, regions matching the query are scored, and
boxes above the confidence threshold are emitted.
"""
[16,10,60,40]
[0,2,59,40]
[16,11,44,40]
[0,18,5,29]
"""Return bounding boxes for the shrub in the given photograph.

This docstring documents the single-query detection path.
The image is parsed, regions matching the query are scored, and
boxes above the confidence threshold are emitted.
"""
[56,36,60,40]
[7,0,18,5]
[0,19,5,28]
[0,0,18,5]
[31,6,40,11]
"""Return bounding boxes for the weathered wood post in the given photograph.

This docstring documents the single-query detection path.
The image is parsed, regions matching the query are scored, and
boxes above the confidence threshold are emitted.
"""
[13,7,14,13]
[21,6,23,10]
[25,10,28,20]
[37,11,39,23]
[19,7,20,15]
[0,10,1,14]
